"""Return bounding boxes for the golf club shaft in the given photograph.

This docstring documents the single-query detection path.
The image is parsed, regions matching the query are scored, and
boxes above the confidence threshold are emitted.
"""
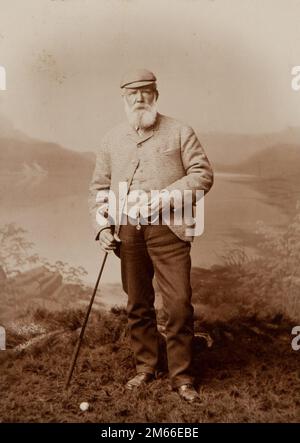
[65,251,108,389]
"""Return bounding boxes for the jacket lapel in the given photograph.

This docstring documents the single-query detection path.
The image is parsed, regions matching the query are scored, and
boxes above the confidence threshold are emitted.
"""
[126,126,154,144]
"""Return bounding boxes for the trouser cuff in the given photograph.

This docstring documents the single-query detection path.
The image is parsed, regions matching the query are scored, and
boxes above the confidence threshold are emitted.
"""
[136,364,156,376]
[171,376,195,389]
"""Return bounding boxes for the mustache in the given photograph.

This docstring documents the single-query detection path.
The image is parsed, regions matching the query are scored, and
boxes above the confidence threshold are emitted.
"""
[132,103,151,111]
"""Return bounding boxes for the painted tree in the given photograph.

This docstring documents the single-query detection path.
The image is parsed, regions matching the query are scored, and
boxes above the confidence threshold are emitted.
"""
[0,222,88,285]
[0,223,36,277]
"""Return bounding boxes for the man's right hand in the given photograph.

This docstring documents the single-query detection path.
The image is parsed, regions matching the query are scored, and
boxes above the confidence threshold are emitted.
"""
[99,228,121,252]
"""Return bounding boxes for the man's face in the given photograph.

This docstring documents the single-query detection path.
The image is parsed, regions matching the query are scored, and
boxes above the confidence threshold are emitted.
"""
[122,86,157,111]
[122,86,158,130]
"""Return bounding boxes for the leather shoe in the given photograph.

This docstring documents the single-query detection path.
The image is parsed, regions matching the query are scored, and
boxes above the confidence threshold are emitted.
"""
[126,372,154,390]
[177,384,200,402]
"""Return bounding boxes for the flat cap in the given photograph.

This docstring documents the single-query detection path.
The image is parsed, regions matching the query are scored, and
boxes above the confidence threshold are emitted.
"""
[120,68,157,89]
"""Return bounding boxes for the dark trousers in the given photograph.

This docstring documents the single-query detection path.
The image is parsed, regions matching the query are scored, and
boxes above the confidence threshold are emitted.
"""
[118,222,194,388]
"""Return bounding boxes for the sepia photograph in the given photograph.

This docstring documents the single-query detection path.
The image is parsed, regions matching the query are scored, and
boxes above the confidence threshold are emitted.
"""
[0,0,300,429]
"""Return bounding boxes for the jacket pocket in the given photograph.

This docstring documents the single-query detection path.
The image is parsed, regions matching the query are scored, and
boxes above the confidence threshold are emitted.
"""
[156,147,181,156]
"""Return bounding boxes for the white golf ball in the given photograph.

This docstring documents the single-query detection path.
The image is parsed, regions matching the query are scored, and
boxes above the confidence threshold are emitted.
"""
[79,402,89,411]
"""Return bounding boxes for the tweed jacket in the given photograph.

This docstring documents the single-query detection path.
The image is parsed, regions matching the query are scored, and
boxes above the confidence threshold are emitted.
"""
[88,113,214,243]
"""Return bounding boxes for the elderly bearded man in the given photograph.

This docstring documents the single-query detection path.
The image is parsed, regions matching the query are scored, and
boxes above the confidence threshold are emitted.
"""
[89,69,214,402]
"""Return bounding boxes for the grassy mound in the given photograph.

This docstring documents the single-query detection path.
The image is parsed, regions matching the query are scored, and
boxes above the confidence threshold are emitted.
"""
[1,307,299,423]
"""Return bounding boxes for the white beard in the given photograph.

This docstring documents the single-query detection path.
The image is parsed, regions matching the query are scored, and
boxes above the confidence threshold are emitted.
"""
[124,101,158,130]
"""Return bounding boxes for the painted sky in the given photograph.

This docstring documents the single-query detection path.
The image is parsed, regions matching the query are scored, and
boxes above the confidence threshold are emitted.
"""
[0,0,299,152]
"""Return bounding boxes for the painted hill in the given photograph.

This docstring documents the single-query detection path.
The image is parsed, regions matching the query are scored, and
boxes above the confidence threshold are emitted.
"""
[0,137,94,175]
[202,126,300,167]
[0,137,95,206]
[214,144,300,179]
[0,113,96,206]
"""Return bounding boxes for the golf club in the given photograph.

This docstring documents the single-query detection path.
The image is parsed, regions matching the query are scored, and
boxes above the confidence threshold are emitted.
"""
[65,251,108,389]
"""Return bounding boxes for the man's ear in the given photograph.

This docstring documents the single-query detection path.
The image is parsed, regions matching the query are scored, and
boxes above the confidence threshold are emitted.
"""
[155,90,159,101]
